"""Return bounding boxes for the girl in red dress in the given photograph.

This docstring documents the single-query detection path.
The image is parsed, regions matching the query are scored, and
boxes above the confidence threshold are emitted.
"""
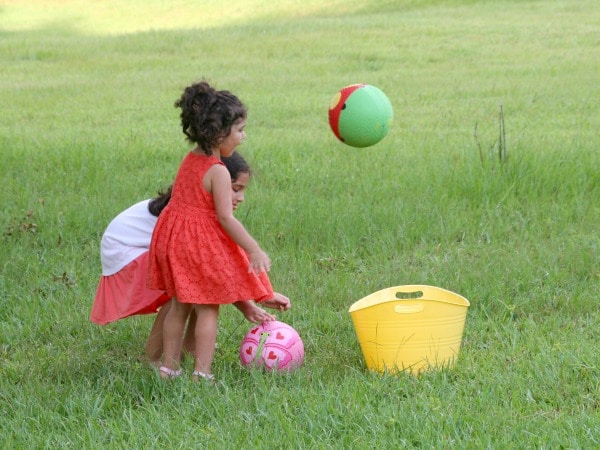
[148,81,290,381]
[91,152,288,367]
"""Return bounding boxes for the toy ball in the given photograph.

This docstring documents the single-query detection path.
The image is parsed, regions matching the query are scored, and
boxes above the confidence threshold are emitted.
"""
[240,320,304,372]
[328,84,393,148]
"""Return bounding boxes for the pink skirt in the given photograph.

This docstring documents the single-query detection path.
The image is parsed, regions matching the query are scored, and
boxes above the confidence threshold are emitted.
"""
[90,252,171,325]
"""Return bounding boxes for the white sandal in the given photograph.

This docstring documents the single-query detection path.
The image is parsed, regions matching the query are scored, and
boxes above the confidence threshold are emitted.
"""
[159,366,182,378]
[192,371,216,383]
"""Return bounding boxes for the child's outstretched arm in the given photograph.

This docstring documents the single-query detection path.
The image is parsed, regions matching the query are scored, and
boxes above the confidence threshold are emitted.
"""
[233,301,276,323]
[233,292,291,323]
[260,292,291,312]
[207,164,271,274]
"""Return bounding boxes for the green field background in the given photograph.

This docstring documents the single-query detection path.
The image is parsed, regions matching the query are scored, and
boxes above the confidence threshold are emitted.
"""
[1,1,598,448]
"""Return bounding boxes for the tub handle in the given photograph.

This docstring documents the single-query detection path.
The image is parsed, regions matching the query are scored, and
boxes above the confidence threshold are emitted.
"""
[394,304,424,314]
[395,290,424,299]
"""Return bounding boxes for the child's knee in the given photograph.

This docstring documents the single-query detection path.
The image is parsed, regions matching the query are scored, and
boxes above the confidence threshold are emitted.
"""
[172,299,192,315]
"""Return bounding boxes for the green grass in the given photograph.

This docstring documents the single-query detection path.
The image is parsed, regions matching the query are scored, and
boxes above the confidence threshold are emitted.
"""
[1,0,599,448]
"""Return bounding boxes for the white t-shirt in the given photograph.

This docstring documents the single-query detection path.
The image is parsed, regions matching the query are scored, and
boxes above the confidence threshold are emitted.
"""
[100,199,158,276]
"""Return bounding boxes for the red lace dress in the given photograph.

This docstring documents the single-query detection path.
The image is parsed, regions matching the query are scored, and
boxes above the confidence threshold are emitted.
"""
[147,152,273,304]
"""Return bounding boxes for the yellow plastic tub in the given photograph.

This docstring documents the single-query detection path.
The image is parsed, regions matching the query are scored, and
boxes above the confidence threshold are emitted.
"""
[349,285,470,375]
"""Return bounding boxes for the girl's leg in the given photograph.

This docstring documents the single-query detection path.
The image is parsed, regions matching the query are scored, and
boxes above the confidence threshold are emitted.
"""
[182,310,197,357]
[145,301,172,366]
[193,304,220,379]
[161,298,192,377]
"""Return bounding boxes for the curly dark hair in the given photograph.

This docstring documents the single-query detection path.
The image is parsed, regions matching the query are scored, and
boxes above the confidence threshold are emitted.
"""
[174,80,247,154]
[148,185,173,217]
[221,151,251,180]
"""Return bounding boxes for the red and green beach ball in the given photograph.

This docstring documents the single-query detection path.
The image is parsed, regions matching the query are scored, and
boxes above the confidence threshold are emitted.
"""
[328,84,393,148]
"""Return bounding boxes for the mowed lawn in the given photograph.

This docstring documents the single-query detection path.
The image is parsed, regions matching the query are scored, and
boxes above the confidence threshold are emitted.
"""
[0,1,598,448]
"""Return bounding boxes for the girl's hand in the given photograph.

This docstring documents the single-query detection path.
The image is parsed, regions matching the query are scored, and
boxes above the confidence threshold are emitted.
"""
[248,249,271,274]
[234,301,277,323]
[261,293,291,312]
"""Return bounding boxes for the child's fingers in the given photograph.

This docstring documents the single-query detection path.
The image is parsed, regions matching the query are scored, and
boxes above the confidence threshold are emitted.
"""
[248,261,271,274]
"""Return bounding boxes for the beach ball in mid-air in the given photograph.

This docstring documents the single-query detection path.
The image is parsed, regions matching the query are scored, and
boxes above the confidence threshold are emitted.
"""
[240,321,304,372]
[328,84,393,148]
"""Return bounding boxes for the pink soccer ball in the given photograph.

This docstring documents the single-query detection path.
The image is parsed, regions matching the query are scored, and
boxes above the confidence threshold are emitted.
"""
[240,321,304,372]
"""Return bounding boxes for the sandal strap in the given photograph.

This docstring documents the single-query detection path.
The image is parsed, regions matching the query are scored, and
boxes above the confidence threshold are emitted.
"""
[192,371,215,381]
[159,366,182,377]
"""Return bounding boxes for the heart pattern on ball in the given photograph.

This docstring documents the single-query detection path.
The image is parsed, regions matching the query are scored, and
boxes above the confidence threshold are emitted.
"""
[239,321,304,372]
